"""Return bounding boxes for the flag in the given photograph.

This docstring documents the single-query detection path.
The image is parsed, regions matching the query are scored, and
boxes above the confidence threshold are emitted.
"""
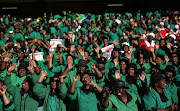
[76,13,90,23]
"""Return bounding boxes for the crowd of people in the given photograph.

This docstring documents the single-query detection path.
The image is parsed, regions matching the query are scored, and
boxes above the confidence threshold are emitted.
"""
[0,9,180,111]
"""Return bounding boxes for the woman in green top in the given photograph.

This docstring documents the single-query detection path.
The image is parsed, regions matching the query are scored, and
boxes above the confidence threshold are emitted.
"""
[164,65,180,105]
[143,72,179,111]
[68,71,103,111]
[103,80,139,111]
[5,64,39,111]
[133,47,151,75]
[0,80,15,111]
[155,39,172,56]
[33,70,67,111]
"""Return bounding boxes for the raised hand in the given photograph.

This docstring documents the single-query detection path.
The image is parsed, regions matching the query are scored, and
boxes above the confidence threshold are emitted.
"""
[41,70,48,77]
[113,40,119,46]
[125,53,131,60]
[90,61,96,69]
[27,65,35,74]
[113,59,119,67]
[149,46,154,53]
[104,87,112,97]
[73,75,80,82]
[31,47,35,53]
[4,56,11,62]
[129,46,134,53]
[115,70,122,80]
[89,32,93,37]
[139,71,146,82]
[49,51,54,58]
[94,46,100,54]
[166,42,171,49]
[0,85,7,95]
[102,53,110,60]
[87,76,94,86]
[8,63,16,73]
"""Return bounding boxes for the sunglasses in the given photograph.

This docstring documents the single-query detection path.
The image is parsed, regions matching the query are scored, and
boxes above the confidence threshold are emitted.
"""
[51,79,60,82]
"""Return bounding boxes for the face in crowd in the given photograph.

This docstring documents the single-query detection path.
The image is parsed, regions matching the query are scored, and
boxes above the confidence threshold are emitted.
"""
[18,69,27,78]
[81,74,90,85]
[50,77,60,89]
[155,79,166,89]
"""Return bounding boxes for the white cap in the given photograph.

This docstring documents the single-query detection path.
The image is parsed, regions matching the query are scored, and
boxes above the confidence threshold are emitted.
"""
[169,34,176,40]
[122,42,130,46]
[160,22,164,25]
[115,19,121,25]
[27,18,32,21]
[142,34,146,39]
[179,17,180,19]
[9,31,13,33]
[148,33,155,38]
[174,24,179,29]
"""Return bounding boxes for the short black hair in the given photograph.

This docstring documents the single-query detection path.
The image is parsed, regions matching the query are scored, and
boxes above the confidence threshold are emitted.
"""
[26,76,33,89]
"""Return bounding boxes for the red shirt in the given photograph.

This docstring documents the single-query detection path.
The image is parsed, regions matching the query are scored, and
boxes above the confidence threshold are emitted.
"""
[160,28,167,38]
[139,40,156,51]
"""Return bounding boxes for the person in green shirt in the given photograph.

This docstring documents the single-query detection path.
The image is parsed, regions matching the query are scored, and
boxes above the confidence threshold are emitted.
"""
[33,70,67,111]
[164,65,180,105]
[96,57,109,83]
[5,65,39,111]
[68,71,103,111]
[143,72,179,111]
[103,80,139,111]
[13,27,25,41]
[0,80,15,111]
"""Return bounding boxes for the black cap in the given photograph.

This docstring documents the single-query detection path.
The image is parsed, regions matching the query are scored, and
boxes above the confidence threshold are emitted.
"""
[97,57,107,64]
[150,72,164,85]
[113,80,129,90]
[75,59,88,68]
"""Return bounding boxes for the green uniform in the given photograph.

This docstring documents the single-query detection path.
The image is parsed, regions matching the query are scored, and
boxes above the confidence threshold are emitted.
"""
[13,33,25,41]
[33,82,67,111]
[143,88,173,111]
[0,97,15,111]
[4,76,39,111]
[68,87,100,111]
[104,91,138,111]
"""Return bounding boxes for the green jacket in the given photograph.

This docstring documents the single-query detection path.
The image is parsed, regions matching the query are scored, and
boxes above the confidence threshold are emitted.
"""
[4,76,39,111]
[104,91,138,111]
[0,97,15,111]
[143,88,173,111]
[33,82,67,111]
[68,87,99,111]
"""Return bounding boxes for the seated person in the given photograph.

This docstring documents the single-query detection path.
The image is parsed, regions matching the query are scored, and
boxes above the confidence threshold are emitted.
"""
[143,72,179,111]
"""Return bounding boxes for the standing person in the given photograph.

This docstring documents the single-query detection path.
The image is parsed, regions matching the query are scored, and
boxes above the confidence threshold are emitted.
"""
[68,71,103,111]
[33,70,67,111]
[103,80,139,111]
[164,65,180,105]
[139,33,156,51]
[0,80,15,111]
[143,72,179,111]
[4,64,39,111]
